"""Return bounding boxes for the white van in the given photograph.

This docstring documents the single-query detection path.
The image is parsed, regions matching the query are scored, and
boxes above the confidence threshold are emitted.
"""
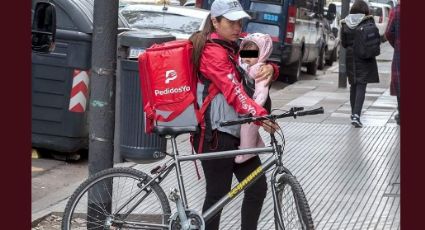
[369,2,392,40]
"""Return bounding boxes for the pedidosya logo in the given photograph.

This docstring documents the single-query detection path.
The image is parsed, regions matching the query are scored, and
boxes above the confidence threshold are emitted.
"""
[154,86,191,96]
[165,70,178,84]
[154,69,191,96]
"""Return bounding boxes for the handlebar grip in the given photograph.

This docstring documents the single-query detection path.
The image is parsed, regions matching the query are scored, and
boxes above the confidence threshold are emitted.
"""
[296,107,324,116]
[220,119,245,127]
[291,106,304,112]
[220,115,263,127]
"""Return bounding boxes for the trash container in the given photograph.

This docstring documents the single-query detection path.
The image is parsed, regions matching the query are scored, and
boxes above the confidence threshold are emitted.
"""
[31,0,130,153]
[31,0,94,153]
[118,30,175,163]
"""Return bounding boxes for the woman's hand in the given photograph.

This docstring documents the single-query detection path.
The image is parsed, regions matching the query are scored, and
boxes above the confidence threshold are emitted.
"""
[255,64,274,87]
[262,120,279,134]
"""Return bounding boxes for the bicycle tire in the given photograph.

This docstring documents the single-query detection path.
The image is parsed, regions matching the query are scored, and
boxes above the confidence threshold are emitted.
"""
[275,174,314,230]
[62,167,171,230]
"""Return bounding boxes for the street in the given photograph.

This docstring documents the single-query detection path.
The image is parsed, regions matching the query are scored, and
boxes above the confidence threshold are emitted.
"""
[32,42,399,229]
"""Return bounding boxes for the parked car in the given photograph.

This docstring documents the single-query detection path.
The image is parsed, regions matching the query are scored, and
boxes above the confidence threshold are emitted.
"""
[369,0,397,8]
[183,0,195,7]
[323,4,341,66]
[120,4,209,40]
[120,0,181,7]
[369,2,391,41]
[241,0,336,83]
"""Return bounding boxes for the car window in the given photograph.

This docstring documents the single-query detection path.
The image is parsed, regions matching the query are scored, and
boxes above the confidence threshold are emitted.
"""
[121,10,203,34]
[297,7,313,20]
[246,22,279,37]
[371,6,383,17]
[55,7,78,30]
[249,2,282,14]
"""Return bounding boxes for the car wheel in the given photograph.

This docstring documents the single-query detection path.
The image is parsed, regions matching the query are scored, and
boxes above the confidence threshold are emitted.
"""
[326,48,336,66]
[306,56,318,75]
[283,55,302,84]
[318,47,325,70]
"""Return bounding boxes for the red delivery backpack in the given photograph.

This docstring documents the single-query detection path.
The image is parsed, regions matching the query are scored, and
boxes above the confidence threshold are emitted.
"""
[138,40,218,156]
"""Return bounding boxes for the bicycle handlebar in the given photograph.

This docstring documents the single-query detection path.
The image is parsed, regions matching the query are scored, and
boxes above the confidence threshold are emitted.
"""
[219,107,324,127]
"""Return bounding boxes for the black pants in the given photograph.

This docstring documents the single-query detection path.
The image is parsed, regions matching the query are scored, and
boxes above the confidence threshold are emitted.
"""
[196,131,268,230]
[350,83,367,116]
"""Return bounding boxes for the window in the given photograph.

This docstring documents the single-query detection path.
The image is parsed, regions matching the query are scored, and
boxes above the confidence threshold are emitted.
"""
[246,22,280,37]
[250,2,282,14]
[121,10,203,34]
[254,0,283,5]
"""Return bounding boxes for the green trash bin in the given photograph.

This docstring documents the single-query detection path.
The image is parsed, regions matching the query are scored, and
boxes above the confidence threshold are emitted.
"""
[118,30,175,163]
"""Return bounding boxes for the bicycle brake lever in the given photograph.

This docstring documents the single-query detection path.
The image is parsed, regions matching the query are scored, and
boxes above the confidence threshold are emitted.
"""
[150,164,166,175]
[150,166,161,175]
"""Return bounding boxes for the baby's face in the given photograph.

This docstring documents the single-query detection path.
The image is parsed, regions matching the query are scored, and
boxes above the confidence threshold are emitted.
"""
[241,46,259,67]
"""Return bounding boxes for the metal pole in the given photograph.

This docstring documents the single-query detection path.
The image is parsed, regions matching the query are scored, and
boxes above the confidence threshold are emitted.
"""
[88,0,118,179]
[338,0,350,88]
[87,0,118,228]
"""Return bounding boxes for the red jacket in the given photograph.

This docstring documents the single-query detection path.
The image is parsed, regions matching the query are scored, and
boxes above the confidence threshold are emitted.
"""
[199,32,278,117]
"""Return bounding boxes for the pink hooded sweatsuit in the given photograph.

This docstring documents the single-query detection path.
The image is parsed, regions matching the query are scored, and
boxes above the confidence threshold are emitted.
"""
[235,33,273,164]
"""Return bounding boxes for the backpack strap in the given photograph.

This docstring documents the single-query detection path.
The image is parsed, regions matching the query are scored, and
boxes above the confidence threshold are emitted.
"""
[196,73,219,155]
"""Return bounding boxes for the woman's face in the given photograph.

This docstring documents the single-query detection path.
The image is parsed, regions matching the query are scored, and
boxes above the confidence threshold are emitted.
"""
[212,17,243,42]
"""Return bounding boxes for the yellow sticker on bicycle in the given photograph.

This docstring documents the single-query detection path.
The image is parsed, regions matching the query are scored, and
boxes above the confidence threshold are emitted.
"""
[228,166,263,198]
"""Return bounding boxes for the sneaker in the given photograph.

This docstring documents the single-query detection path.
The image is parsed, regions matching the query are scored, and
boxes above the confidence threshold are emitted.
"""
[351,114,363,128]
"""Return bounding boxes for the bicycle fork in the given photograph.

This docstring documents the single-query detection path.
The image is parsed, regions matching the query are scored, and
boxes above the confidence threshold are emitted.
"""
[271,168,286,230]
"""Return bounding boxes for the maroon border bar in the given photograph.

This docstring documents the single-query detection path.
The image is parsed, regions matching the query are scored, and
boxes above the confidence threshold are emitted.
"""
[400,0,425,229]
[0,0,31,229]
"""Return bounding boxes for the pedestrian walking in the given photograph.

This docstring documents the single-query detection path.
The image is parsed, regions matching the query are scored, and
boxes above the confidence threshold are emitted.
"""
[188,0,279,229]
[341,0,380,128]
[385,0,401,125]
[236,33,273,163]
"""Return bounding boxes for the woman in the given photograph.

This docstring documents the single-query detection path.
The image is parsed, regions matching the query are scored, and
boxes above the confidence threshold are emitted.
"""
[385,0,400,125]
[341,0,380,128]
[189,0,278,229]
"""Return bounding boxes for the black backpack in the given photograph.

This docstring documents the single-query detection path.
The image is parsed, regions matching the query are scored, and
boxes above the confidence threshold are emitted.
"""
[353,20,381,59]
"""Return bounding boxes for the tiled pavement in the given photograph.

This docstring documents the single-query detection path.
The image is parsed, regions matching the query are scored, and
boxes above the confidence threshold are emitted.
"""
[130,121,399,230]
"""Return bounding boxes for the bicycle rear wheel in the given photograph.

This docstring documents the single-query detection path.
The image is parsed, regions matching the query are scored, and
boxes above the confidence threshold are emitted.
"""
[275,174,314,230]
[62,167,171,230]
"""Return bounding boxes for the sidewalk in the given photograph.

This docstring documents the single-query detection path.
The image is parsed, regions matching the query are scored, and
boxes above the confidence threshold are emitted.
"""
[32,43,399,229]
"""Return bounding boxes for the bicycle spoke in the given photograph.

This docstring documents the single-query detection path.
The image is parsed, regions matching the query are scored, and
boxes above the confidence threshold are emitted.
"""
[63,168,171,230]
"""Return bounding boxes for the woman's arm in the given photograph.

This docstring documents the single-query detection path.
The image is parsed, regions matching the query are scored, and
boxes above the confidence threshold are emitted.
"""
[255,62,278,86]
[200,44,268,117]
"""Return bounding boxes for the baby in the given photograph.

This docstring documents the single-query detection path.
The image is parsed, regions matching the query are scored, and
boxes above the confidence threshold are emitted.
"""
[236,33,273,164]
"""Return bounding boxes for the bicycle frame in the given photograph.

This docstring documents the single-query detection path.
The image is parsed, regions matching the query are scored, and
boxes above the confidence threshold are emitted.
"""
[116,133,293,229]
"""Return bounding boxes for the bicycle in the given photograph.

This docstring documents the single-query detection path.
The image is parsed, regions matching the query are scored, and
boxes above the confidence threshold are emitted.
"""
[61,106,324,230]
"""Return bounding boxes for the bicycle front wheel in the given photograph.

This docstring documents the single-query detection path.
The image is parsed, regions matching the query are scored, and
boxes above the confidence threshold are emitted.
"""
[62,167,171,230]
[275,174,314,230]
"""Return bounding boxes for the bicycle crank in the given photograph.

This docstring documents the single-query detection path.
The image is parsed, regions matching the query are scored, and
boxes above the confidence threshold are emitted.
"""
[169,210,205,230]
[168,188,205,230]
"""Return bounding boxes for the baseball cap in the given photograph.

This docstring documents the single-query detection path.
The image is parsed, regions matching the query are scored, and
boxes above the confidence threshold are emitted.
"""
[210,0,251,21]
